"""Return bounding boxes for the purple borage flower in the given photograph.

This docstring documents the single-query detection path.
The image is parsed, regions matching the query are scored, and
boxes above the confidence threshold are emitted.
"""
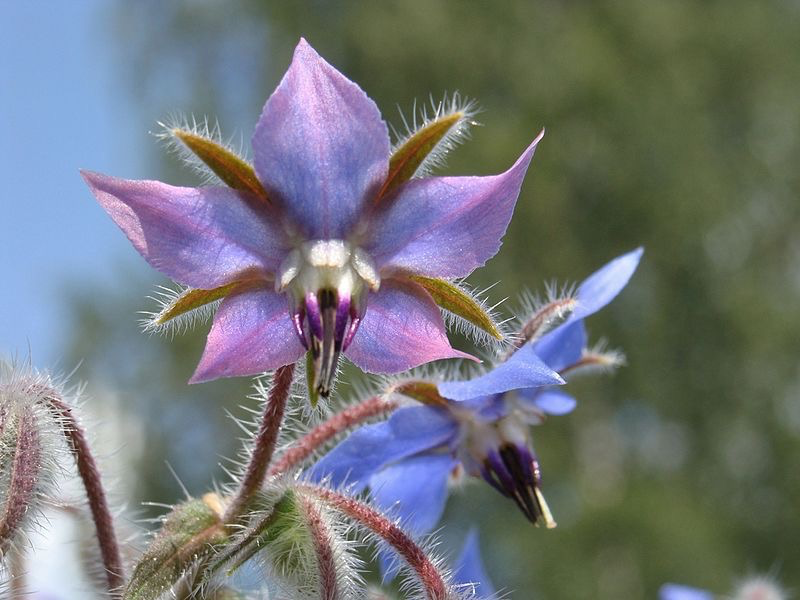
[81,39,543,396]
[311,249,642,537]
[659,584,715,600]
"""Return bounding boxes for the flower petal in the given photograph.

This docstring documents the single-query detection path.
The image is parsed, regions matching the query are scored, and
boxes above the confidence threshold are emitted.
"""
[252,38,390,239]
[519,389,577,416]
[659,584,714,600]
[438,343,563,401]
[454,529,496,599]
[371,453,457,580]
[308,405,458,490]
[370,453,456,535]
[345,278,475,373]
[532,320,588,372]
[366,132,543,278]
[190,286,304,382]
[81,171,288,288]
[570,247,644,322]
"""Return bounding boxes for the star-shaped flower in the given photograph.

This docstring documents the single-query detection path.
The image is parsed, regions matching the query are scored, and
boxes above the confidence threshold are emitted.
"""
[81,39,542,396]
[311,249,642,536]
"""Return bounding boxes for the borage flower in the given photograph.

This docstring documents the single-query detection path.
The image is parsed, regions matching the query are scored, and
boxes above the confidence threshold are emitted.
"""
[81,38,543,396]
[311,249,642,536]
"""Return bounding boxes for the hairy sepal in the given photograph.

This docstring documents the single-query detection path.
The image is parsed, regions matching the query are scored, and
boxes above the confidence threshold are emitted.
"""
[380,94,477,199]
[410,276,503,341]
[142,281,255,336]
[214,488,363,599]
[167,125,268,201]
[123,494,227,600]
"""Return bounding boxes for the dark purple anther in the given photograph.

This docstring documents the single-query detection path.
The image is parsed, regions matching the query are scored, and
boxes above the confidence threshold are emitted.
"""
[333,295,351,351]
[481,443,552,526]
[305,292,324,343]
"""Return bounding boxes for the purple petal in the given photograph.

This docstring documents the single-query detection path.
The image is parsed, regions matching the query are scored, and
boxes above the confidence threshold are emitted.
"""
[519,389,577,416]
[308,405,458,490]
[345,278,476,373]
[659,584,714,600]
[366,132,543,278]
[532,320,587,372]
[570,247,644,322]
[454,529,496,599]
[252,38,390,239]
[190,286,304,382]
[370,453,456,535]
[81,171,289,289]
[438,343,563,402]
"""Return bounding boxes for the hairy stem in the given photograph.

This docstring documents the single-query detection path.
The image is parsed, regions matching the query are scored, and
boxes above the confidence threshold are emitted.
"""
[41,390,124,595]
[299,495,340,600]
[300,484,450,600]
[269,395,397,476]
[223,364,295,523]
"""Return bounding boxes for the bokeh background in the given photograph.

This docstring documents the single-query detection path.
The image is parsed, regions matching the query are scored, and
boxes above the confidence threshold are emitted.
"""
[2,1,799,598]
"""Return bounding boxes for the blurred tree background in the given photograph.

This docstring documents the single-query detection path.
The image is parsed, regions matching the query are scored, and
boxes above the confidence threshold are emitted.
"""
[63,1,800,597]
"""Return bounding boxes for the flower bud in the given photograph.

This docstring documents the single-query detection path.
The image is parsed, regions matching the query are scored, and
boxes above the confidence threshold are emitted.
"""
[0,362,62,561]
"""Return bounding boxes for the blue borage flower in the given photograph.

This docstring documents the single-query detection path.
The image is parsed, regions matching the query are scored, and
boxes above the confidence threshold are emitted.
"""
[81,38,543,397]
[311,249,642,539]
[453,529,497,600]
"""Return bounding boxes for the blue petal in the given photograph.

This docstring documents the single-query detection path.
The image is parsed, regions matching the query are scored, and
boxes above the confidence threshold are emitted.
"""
[659,584,714,600]
[532,320,587,372]
[372,453,456,581]
[519,389,577,416]
[438,343,564,401]
[454,529,496,599]
[570,247,643,322]
[308,406,458,490]
[370,453,456,535]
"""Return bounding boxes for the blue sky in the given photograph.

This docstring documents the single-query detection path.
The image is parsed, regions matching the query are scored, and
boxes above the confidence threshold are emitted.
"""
[0,1,150,368]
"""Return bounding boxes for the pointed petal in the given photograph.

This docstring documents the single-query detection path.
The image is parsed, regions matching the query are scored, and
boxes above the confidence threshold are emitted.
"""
[438,343,563,401]
[454,529,496,599]
[571,247,644,322]
[252,39,390,239]
[659,584,714,600]
[519,389,577,416]
[345,278,475,374]
[366,133,543,278]
[82,171,288,288]
[190,287,304,382]
[308,405,458,490]
[371,453,455,536]
[532,320,588,372]
[372,453,456,581]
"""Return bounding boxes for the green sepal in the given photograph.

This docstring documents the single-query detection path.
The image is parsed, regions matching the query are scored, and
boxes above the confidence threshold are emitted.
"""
[171,128,268,201]
[213,490,311,577]
[379,111,464,200]
[410,275,503,340]
[393,380,448,407]
[123,494,228,600]
[305,351,320,409]
[152,282,241,326]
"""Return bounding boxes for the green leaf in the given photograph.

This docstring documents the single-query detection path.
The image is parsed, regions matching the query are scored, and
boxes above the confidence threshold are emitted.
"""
[171,128,268,201]
[410,275,503,340]
[379,109,466,199]
[123,494,228,600]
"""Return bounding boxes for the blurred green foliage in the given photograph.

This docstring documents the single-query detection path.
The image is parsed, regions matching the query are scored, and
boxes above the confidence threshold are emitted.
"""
[67,1,800,597]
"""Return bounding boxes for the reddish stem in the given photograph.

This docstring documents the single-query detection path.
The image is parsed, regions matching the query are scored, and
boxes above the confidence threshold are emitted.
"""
[223,364,295,523]
[300,484,450,600]
[42,391,124,595]
[269,395,397,477]
[299,495,340,600]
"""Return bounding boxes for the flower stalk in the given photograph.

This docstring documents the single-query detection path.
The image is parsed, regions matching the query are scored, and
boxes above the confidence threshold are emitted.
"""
[40,388,125,595]
[269,395,398,476]
[223,364,294,524]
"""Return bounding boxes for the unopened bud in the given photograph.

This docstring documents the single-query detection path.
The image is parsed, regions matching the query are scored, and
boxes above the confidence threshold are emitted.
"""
[0,363,62,561]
